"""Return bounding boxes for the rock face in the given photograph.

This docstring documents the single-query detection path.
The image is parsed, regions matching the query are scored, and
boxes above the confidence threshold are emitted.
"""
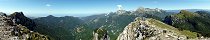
[117,17,204,40]
[93,28,110,40]
[9,12,36,30]
[0,12,49,40]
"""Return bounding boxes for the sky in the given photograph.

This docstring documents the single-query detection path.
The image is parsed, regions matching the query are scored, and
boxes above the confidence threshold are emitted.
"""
[0,0,210,17]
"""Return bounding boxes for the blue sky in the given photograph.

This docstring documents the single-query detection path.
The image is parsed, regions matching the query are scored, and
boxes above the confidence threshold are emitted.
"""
[0,0,210,17]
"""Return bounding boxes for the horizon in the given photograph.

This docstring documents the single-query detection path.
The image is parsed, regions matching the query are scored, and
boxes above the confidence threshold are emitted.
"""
[0,0,210,17]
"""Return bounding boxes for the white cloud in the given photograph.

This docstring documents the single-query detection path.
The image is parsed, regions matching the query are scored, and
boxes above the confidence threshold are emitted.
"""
[117,5,123,10]
[46,4,51,7]
[117,5,122,8]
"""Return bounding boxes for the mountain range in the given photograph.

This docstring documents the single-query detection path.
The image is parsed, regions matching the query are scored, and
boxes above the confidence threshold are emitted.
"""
[0,7,210,40]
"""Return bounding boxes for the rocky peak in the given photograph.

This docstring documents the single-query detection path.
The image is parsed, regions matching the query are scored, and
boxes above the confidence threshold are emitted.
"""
[46,15,55,18]
[116,10,126,14]
[135,7,164,13]
[0,12,7,17]
[0,13,49,40]
[9,12,36,30]
[117,17,209,40]
[10,12,25,17]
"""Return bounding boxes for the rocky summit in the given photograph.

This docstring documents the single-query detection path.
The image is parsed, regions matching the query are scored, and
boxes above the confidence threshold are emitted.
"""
[117,17,210,40]
[0,12,49,40]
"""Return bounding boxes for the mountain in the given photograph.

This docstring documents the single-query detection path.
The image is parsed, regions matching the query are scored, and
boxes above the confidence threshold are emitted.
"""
[74,12,138,40]
[129,7,179,21]
[88,8,210,40]
[33,15,83,40]
[9,12,36,30]
[165,9,210,13]
[0,12,49,40]
[117,17,210,40]
[164,10,210,37]
[7,7,209,40]
[74,7,174,40]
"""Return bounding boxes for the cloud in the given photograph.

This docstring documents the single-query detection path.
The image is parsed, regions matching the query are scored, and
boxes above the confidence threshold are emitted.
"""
[117,5,123,10]
[46,4,51,7]
[117,5,122,8]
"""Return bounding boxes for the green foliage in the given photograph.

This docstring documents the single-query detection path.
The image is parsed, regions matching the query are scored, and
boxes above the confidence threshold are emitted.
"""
[94,28,107,39]
[33,15,83,40]
[73,9,170,40]
[81,14,138,40]
[73,24,93,40]
[180,30,198,38]
[15,25,50,40]
[164,10,210,37]
[32,9,173,40]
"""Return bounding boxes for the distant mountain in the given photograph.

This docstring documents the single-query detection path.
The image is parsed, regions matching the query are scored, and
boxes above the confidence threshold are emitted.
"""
[27,17,38,19]
[75,7,174,40]
[164,10,210,37]
[165,9,210,13]
[134,7,175,20]
[0,12,49,40]
[33,15,83,40]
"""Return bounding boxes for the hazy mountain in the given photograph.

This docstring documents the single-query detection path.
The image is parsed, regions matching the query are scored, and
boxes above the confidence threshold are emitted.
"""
[165,9,210,13]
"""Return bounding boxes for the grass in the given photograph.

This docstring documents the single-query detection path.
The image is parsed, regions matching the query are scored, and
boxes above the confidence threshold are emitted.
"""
[147,18,198,39]
[174,10,200,19]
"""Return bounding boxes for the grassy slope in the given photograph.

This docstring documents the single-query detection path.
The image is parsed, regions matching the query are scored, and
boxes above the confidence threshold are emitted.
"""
[166,10,210,37]
[148,18,198,38]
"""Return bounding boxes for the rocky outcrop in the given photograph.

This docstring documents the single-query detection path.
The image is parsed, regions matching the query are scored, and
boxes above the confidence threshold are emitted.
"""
[93,28,110,40]
[117,17,208,40]
[0,12,49,40]
[9,12,36,30]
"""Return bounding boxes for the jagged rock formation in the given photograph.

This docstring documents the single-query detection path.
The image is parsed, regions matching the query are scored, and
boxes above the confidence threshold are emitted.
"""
[9,12,36,30]
[135,7,165,14]
[133,7,175,20]
[93,28,110,40]
[116,10,128,14]
[117,17,209,40]
[0,12,49,40]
